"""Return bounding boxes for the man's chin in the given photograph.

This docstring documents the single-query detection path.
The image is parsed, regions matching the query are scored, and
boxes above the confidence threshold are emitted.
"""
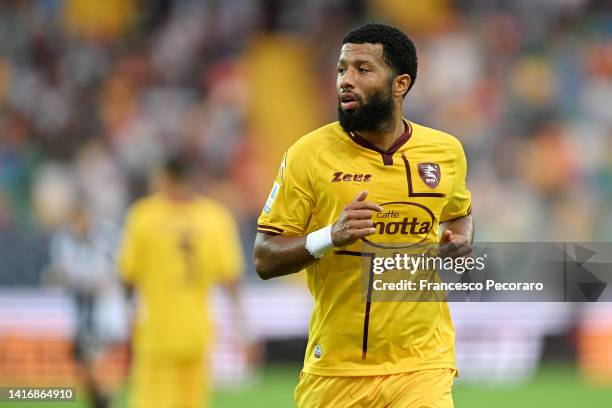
[338,105,369,133]
[338,103,359,113]
[338,118,360,133]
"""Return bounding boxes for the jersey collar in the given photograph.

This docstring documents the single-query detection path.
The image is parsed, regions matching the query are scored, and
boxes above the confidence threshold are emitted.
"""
[348,119,412,165]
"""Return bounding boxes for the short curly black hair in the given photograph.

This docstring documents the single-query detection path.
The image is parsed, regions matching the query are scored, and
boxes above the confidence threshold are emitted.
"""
[342,22,417,94]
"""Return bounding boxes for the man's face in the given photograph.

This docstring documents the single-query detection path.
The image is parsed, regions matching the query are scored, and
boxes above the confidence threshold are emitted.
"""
[336,42,395,133]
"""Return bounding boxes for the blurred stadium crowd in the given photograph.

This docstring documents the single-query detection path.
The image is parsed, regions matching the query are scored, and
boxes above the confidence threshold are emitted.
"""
[1,0,611,285]
[0,0,611,396]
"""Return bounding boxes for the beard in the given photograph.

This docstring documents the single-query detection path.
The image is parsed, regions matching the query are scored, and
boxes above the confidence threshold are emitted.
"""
[337,86,394,133]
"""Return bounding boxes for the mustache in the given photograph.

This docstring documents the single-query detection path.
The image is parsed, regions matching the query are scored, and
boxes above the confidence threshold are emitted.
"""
[337,88,394,133]
[338,91,364,104]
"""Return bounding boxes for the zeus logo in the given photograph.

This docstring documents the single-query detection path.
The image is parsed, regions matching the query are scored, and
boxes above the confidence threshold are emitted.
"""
[331,172,372,182]
[361,202,435,249]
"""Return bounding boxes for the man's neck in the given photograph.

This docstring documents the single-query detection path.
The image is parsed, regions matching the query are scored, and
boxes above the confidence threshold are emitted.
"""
[165,185,196,202]
[357,114,405,152]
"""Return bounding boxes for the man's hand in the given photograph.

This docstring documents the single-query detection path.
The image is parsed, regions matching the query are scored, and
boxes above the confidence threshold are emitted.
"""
[438,229,472,258]
[331,191,382,247]
[254,190,384,279]
[241,339,263,369]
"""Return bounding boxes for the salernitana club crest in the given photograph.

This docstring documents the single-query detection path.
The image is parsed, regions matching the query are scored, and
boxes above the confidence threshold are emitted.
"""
[418,163,441,189]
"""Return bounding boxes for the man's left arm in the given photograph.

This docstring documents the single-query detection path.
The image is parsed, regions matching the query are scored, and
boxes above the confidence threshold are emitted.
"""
[438,214,474,258]
[439,138,474,258]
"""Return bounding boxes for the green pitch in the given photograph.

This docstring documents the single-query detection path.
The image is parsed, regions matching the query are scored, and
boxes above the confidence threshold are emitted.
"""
[2,363,610,407]
[213,363,612,408]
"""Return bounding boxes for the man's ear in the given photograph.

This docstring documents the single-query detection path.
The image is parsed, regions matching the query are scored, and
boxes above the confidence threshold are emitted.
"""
[394,74,411,98]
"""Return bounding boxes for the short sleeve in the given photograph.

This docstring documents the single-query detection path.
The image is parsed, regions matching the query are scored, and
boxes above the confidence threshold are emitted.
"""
[440,141,472,222]
[257,148,315,236]
[117,207,143,284]
[209,207,245,283]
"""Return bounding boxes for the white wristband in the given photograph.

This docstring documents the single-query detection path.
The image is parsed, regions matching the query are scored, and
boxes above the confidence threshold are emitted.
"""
[305,225,334,258]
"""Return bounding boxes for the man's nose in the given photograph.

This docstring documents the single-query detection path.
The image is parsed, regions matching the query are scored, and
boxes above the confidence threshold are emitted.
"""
[339,67,356,90]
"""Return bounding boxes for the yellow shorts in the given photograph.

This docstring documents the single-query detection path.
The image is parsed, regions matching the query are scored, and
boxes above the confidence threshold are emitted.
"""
[127,353,209,408]
[295,368,456,408]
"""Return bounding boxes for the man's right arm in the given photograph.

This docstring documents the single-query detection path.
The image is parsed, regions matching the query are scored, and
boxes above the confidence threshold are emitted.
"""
[253,191,382,280]
[253,234,314,280]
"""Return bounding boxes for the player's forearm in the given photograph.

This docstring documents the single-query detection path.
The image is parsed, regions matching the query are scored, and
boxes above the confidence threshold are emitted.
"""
[253,233,316,280]
[440,214,474,243]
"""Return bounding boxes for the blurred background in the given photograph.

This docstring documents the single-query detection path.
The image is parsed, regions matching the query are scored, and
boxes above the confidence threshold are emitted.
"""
[0,0,611,407]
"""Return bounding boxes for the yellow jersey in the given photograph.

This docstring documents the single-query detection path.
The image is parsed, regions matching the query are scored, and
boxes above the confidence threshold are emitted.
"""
[119,194,244,359]
[257,120,471,376]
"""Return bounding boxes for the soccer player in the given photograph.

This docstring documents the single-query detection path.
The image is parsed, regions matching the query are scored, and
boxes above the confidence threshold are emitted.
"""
[46,203,125,408]
[254,23,474,407]
[118,156,250,408]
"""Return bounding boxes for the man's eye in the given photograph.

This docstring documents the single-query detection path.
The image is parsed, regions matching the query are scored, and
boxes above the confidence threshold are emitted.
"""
[359,67,369,73]
[337,68,345,74]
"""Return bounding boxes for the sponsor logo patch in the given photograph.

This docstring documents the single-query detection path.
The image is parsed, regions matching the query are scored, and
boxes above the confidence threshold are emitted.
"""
[361,201,435,249]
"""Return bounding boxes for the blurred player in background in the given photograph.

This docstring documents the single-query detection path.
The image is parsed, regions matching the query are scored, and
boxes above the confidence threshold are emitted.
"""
[118,156,253,408]
[254,23,473,407]
[46,202,126,408]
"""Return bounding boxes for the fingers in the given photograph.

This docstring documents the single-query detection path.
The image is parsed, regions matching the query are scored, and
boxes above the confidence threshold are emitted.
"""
[440,229,453,243]
[348,228,377,239]
[349,191,383,212]
[357,201,383,212]
[438,232,470,258]
[346,209,376,219]
[348,219,374,229]
[331,219,377,247]
[352,190,368,203]
[333,192,383,247]
[438,241,472,258]
[346,201,383,212]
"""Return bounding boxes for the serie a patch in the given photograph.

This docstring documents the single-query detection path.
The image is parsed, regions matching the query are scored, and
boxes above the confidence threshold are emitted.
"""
[263,182,281,214]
